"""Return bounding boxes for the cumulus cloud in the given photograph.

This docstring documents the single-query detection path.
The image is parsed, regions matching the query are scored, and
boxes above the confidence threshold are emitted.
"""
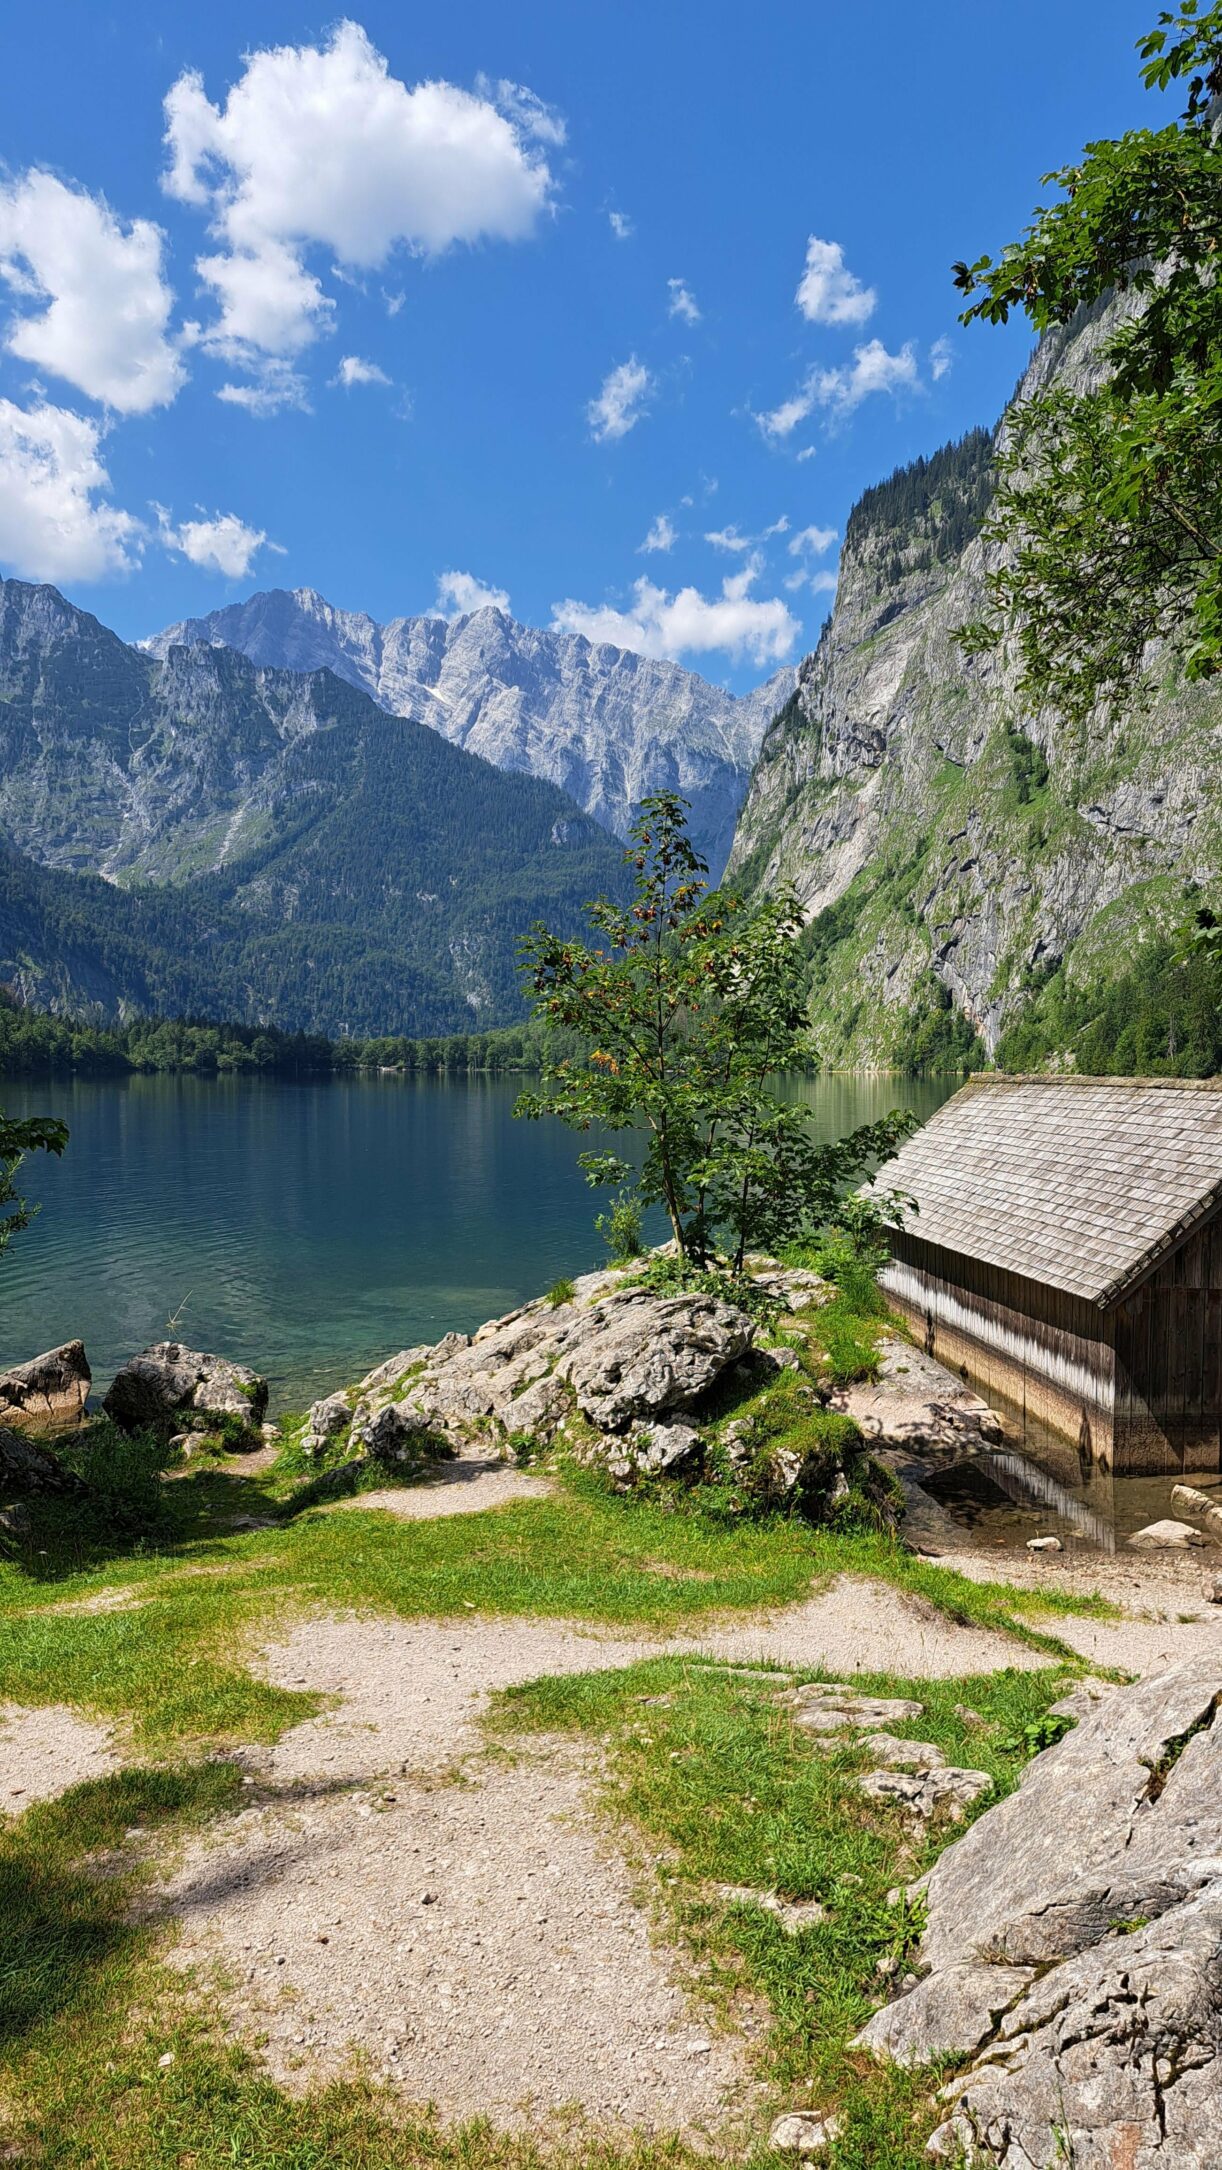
[795,235,875,327]
[788,522,837,556]
[156,504,276,577]
[667,277,700,324]
[588,355,652,442]
[552,562,799,668]
[608,210,633,240]
[785,565,838,597]
[474,77,567,147]
[930,334,953,381]
[0,398,142,581]
[163,23,558,379]
[639,513,676,554]
[434,568,510,618]
[705,516,788,553]
[757,339,920,438]
[0,171,184,414]
[332,353,390,387]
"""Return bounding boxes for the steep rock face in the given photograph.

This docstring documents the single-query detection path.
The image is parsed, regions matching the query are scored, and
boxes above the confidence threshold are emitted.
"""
[728,312,1222,1061]
[145,591,796,879]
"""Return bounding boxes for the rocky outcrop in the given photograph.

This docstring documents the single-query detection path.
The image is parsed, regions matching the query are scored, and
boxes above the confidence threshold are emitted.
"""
[857,1659,1222,2167]
[0,1342,90,1430]
[728,306,1222,1064]
[144,589,797,880]
[104,1344,268,1437]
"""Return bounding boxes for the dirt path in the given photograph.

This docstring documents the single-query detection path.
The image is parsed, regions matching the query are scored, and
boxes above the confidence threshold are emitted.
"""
[948,1548,1222,1676]
[0,1701,117,1810]
[156,1587,1042,2134]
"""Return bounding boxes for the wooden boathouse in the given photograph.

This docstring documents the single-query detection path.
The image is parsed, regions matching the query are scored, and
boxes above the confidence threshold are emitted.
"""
[869,1075,1222,1475]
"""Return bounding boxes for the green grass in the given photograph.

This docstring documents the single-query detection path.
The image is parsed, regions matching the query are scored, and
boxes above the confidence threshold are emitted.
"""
[488,1655,1078,2167]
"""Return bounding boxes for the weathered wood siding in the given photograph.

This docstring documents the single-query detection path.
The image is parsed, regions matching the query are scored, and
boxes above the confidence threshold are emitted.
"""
[881,1231,1118,1466]
[1112,1211,1222,1473]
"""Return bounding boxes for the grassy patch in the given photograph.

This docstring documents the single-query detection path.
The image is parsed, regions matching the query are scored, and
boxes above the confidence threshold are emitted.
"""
[490,1655,1077,2166]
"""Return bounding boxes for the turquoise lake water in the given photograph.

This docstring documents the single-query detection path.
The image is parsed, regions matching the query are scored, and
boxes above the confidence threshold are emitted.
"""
[1,1072,956,1409]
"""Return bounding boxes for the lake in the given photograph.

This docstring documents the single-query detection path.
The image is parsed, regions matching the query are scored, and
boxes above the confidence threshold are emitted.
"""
[1,1072,956,1410]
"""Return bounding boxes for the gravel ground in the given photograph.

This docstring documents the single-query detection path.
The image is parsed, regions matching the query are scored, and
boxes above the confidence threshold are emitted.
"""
[948,1548,1222,1676]
[156,1587,1043,2132]
[0,1701,117,1810]
[331,1455,553,1522]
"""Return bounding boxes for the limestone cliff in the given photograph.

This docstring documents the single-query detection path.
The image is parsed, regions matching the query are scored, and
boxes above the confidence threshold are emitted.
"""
[728,310,1222,1063]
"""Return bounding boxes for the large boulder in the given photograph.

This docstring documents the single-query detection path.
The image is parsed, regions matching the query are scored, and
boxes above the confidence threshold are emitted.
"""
[104,1343,269,1436]
[0,1423,88,1497]
[0,1341,90,1431]
[857,1658,1222,2165]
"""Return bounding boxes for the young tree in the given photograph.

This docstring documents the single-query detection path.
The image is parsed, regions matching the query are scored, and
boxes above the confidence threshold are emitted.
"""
[1,1112,69,1256]
[953,2,1222,720]
[515,793,913,1272]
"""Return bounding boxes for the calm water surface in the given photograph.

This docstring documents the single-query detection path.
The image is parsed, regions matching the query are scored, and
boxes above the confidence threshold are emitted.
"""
[2,1072,954,1408]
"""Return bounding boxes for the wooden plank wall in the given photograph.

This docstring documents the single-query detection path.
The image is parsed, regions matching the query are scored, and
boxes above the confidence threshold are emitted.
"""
[1113,1210,1222,1473]
[883,1232,1117,1466]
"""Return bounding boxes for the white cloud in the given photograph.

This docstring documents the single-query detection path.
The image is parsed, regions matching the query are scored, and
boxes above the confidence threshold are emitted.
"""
[795,235,875,327]
[0,171,184,414]
[705,515,788,553]
[588,355,653,442]
[757,339,920,438]
[639,513,677,554]
[215,358,309,416]
[667,277,701,325]
[0,398,142,581]
[608,210,633,240]
[552,562,799,668]
[156,504,276,578]
[163,23,558,373]
[434,568,510,618]
[785,565,838,597]
[332,353,390,387]
[788,522,837,556]
[930,335,953,381]
[474,77,567,147]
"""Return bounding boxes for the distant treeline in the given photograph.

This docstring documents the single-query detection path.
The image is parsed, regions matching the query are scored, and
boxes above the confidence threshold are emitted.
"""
[0,1002,575,1079]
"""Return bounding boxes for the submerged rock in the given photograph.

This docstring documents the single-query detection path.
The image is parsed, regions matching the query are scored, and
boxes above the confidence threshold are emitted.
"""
[856,1657,1222,2166]
[831,1337,1003,1455]
[0,1341,90,1431]
[1127,1518,1207,1550]
[104,1344,269,1436]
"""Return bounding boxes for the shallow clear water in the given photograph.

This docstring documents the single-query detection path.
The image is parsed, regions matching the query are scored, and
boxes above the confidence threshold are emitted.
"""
[1,1071,954,1410]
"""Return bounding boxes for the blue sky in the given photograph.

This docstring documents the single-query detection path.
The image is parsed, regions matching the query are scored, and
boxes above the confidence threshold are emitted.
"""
[0,0,1158,688]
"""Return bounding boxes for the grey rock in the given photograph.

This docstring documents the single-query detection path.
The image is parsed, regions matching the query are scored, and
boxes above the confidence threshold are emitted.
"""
[769,2111,839,2154]
[0,1501,33,1537]
[0,1423,88,1496]
[104,1344,268,1435]
[1206,1571,1222,1604]
[0,1341,90,1431]
[1128,1517,1207,1550]
[1026,1534,1062,1552]
[624,1420,703,1476]
[305,1394,350,1440]
[859,1733,948,1771]
[355,1348,432,1398]
[1171,1481,1222,1538]
[857,1962,1036,2066]
[349,1399,431,1465]
[791,1684,925,1733]
[857,1660,1222,2162]
[562,1291,754,1431]
[858,1765,993,1820]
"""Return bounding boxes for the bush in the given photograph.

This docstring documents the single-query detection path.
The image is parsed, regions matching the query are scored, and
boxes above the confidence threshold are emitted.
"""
[595,1190,644,1264]
[50,1417,180,1532]
[546,1277,576,1308]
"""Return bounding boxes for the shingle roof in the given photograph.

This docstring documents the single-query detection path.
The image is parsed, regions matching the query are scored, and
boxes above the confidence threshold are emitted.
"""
[866,1075,1222,1308]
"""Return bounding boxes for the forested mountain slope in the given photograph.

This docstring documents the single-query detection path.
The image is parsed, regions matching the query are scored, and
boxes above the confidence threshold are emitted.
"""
[728,310,1222,1068]
[145,588,796,879]
[0,581,629,1034]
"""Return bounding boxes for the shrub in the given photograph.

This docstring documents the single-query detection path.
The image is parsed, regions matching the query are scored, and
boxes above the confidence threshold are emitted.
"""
[547,1277,576,1308]
[595,1189,645,1264]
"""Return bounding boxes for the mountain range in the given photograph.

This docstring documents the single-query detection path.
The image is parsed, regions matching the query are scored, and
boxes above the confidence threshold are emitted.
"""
[0,579,630,1034]
[145,589,794,881]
